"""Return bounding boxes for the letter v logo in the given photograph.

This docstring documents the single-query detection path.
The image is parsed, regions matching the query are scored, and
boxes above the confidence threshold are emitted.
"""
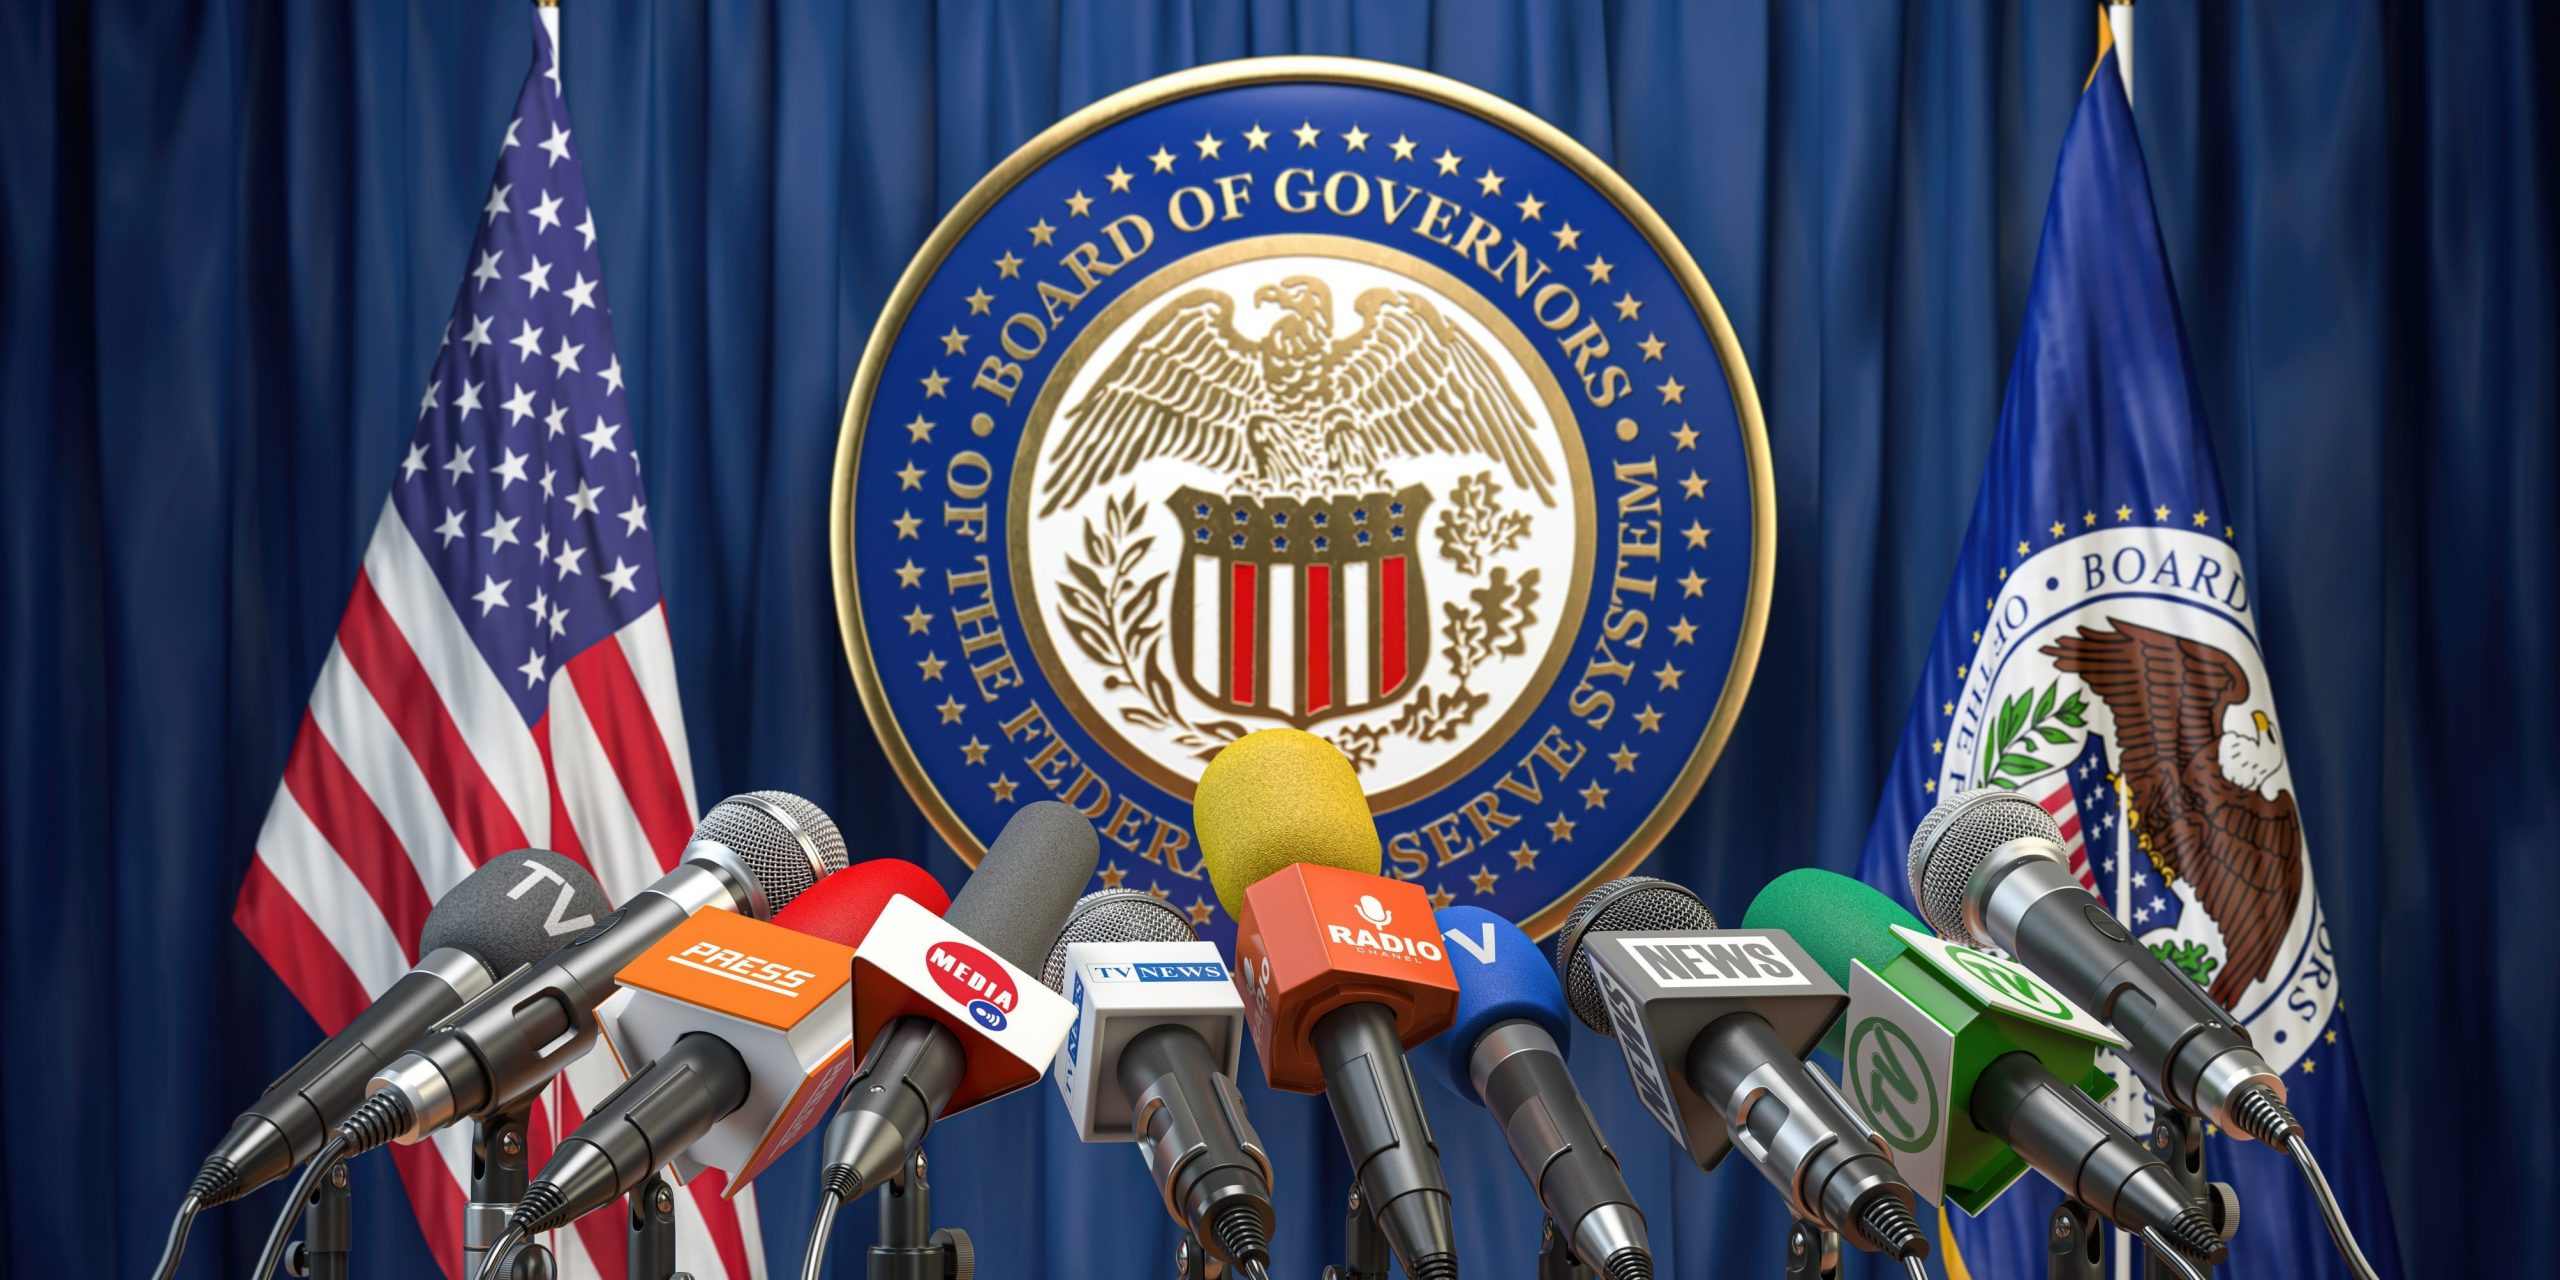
[1443,923,1498,967]
[508,858,597,936]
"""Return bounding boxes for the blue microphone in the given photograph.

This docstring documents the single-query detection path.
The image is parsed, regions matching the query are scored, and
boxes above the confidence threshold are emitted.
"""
[1424,907,1653,1279]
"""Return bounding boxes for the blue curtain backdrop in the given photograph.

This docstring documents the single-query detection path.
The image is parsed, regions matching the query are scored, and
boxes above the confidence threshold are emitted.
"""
[4,1,2550,1276]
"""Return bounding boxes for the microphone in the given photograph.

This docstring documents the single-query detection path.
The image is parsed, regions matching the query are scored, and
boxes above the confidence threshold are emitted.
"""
[1196,729,1463,1280]
[153,849,609,1278]
[1041,888,1275,1280]
[1904,790,2296,1148]
[812,801,1097,1203]
[1420,906,1652,1280]
[352,793,848,1152]
[1553,875,1929,1263]
[483,861,950,1270]
[1743,869,2225,1264]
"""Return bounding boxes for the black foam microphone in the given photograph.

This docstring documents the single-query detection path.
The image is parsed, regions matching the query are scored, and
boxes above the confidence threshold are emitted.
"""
[152,849,609,1280]
[353,793,846,1148]
[814,801,1100,1201]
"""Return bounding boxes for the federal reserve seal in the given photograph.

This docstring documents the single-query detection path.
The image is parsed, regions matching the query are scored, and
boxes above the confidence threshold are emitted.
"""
[833,58,1772,941]
[1931,511,2337,1118]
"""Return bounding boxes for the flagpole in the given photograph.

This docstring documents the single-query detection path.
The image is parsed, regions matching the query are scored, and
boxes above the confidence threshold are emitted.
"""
[2109,1,2136,104]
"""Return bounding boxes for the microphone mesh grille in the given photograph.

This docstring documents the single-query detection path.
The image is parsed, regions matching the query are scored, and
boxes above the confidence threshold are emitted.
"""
[1554,876,1713,1035]
[693,791,849,911]
[1038,888,1198,992]
[1907,789,2064,943]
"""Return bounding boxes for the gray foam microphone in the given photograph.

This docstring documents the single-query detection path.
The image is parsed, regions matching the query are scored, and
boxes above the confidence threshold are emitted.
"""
[816,801,1101,1204]
[357,794,847,1149]
[1555,877,1928,1261]
[1042,890,1275,1280]
[1906,788,2293,1145]
[163,849,609,1270]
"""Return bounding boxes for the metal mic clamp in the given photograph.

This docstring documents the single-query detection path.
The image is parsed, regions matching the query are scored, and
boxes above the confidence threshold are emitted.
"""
[2144,1107,2226,1280]
[281,1161,351,1279]
[1782,1220,1840,1280]
[2050,1200,2105,1280]
[1538,1218,1592,1280]
[865,1147,974,1280]
[1321,1187,1394,1280]
[628,1172,692,1280]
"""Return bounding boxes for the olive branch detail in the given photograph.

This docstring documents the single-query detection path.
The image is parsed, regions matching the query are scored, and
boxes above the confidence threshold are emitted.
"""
[1975,678,2088,790]
[1055,489,1245,761]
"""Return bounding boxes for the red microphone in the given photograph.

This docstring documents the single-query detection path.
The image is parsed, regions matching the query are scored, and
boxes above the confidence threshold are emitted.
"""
[498,860,951,1256]
[1198,731,1462,1280]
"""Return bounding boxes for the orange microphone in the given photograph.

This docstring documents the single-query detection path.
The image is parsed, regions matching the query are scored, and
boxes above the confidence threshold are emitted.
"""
[1198,730,1461,1280]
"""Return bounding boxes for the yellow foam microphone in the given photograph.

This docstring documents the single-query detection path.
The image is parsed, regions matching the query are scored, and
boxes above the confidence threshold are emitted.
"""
[1194,729,1462,1280]
[1195,727,1384,916]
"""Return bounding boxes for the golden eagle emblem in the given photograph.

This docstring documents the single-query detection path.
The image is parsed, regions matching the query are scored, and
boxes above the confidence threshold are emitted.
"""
[2044,618,2302,1006]
[1039,275,1556,516]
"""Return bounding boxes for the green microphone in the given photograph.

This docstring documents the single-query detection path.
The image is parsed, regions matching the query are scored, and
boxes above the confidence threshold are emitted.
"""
[1743,869,2225,1266]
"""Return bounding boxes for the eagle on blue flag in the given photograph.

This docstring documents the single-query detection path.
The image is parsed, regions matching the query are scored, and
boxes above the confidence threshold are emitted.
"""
[1856,21,2404,1280]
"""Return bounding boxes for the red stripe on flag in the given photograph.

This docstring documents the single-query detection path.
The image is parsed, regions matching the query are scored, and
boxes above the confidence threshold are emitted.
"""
[1230,562,1257,705]
[279,709,434,954]
[386,1141,468,1280]
[233,860,374,1033]
[1379,555,1408,693]
[2038,787,2073,814]
[2055,813,2083,844]
[529,715,595,880]
[563,638,696,870]
[338,573,530,864]
[687,1171,756,1280]
[1304,564,1332,714]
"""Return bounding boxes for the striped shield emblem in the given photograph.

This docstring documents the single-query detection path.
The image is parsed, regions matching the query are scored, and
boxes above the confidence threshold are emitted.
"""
[1167,485,1433,725]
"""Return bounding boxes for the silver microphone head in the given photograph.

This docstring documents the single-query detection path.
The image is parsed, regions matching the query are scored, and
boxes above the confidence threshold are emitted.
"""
[1553,875,1715,1035]
[1905,788,2065,944]
[1039,888,1198,993]
[687,791,849,913]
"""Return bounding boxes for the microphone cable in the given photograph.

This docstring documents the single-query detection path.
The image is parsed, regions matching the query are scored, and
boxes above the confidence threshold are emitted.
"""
[798,1184,846,1280]
[247,1134,349,1280]
[471,1224,531,1280]
[1899,1258,1932,1280]
[2225,1085,2380,1280]
[2140,1227,2208,1280]
[150,1192,201,1280]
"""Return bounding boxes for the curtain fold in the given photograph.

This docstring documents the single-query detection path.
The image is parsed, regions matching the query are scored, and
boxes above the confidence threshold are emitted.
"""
[6,1,2548,1274]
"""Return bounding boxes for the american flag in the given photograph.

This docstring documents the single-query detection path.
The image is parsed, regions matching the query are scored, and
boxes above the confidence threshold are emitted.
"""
[2030,731,2118,903]
[230,14,762,1279]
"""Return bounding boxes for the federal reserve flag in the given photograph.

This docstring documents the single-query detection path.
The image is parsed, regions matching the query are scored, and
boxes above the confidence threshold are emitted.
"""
[229,11,762,1279]
[1856,37,2403,1280]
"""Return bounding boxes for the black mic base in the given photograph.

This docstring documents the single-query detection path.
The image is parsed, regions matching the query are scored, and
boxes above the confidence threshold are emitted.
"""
[865,1147,975,1280]
[2050,1200,2106,1280]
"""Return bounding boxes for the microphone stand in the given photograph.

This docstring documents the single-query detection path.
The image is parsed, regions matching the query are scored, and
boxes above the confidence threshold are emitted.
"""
[466,1107,555,1280]
[1320,1186,1392,1280]
[628,1172,689,1280]
[2144,1106,2237,1280]
[2049,1200,2105,1280]
[1781,1219,1839,1280]
[280,1161,352,1279]
[867,1146,974,1280]
[1537,1217,1592,1280]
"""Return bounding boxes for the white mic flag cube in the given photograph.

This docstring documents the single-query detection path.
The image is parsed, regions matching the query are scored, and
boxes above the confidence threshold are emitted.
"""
[850,893,1077,1114]
[1052,940,1245,1141]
